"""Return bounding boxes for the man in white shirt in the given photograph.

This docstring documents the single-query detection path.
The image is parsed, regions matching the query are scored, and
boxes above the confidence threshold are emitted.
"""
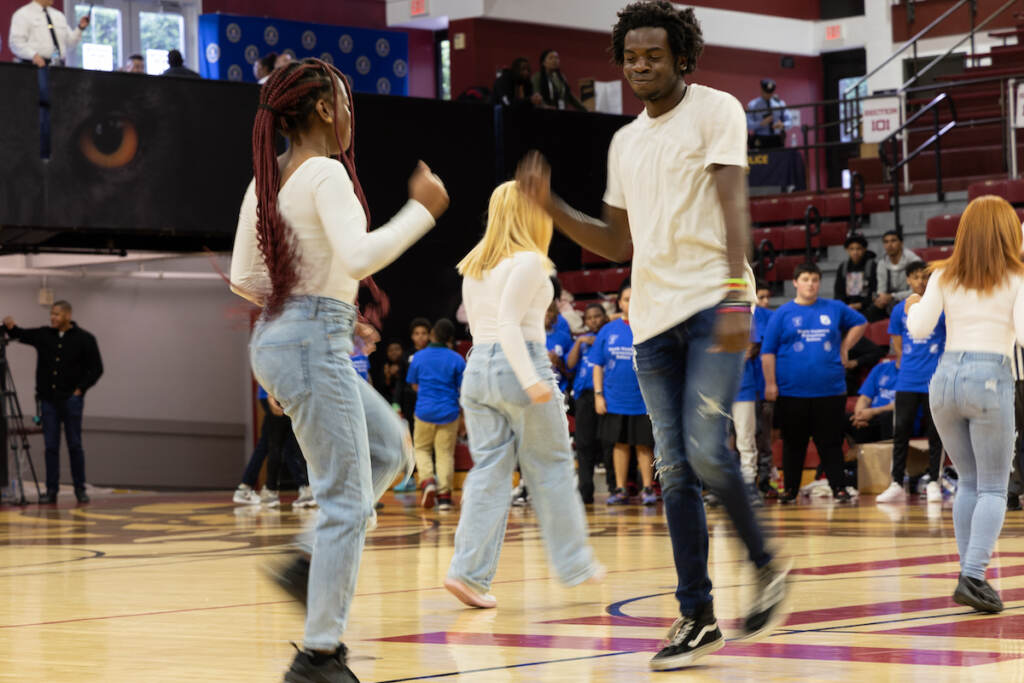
[9,0,89,67]
[517,1,788,671]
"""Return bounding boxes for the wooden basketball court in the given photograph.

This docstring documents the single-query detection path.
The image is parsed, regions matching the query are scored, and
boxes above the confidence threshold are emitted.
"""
[2,490,1024,681]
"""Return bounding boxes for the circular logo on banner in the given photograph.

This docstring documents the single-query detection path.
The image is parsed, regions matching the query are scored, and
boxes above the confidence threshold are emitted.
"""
[376,77,392,94]
[392,58,407,78]
[356,56,371,75]
[301,31,317,50]
[205,43,220,64]
[339,34,353,54]
[227,64,243,81]
[375,38,390,57]
[319,52,334,65]
[282,48,296,61]
[244,45,260,64]
[264,26,279,46]
[226,23,242,43]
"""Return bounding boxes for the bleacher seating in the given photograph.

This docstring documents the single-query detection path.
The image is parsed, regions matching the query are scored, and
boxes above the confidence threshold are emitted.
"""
[967,177,1024,204]
[916,245,954,262]
[864,319,891,348]
[926,213,960,243]
[764,254,808,282]
[780,222,847,250]
[559,267,631,295]
[455,340,472,358]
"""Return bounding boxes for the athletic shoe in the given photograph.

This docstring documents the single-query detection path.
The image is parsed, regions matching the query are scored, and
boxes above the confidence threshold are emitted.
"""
[233,484,261,505]
[438,494,453,511]
[293,486,316,509]
[420,478,437,509]
[444,577,497,608]
[393,477,417,493]
[926,481,942,503]
[366,508,378,531]
[641,487,658,506]
[648,603,725,671]
[74,488,90,504]
[778,489,799,505]
[1009,493,1023,511]
[875,482,906,504]
[703,491,721,507]
[606,488,629,505]
[953,574,1003,613]
[833,488,853,503]
[283,642,359,683]
[263,553,310,606]
[259,486,280,508]
[737,558,792,641]
[746,482,764,508]
[511,485,529,507]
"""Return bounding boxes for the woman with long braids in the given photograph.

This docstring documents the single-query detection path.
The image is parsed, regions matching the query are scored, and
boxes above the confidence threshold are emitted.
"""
[230,58,448,683]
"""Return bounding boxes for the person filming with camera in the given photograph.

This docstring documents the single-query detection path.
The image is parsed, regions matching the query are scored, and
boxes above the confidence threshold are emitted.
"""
[3,301,103,504]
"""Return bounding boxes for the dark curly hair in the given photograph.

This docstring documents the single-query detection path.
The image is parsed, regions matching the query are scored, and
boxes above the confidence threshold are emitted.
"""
[611,1,704,76]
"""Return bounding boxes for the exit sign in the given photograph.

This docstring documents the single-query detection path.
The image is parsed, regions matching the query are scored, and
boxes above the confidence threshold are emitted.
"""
[411,0,428,16]
[825,24,842,40]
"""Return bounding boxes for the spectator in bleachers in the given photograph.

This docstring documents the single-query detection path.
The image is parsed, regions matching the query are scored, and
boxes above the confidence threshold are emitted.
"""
[9,0,89,66]
[493,57,542,108]
[877,260,946,504]
[590,281,657,506]
[123,54,145,73]
[274,52,293,70]
[732,284,773,506]
[532,49,586,111]
[846,358,897,444]
[546,300,573,393]
[568,303,611,504]
[746,78,791,149]
[871,230,922,320]
[162,49,199,79]
[374,339,406,407]
[407,318,466,511]
[762,262,867,503]
[253,52,277,84]
[834,234,877,313]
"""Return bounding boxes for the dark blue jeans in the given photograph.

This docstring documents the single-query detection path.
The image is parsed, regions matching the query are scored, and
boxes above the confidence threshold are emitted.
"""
[634,307,772,616]
[241,398,308,488]
[41,395,86,494]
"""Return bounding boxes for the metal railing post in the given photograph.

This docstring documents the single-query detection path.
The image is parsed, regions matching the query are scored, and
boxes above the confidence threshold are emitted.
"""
[934,107,944,201]
[1011,78,1019,179]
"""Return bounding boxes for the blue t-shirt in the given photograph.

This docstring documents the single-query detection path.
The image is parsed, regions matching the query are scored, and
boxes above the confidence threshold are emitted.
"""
[587,318,646,415]
[858,360,898,408]
[406,344,466,424]
[761,298,867,398]
[351,353,370,382]
[888,299,945,393]
[258,384,268,400]
[736,306,772,402]
[546,327,574,392]
[571,336,598,397]
[554,314,571,338]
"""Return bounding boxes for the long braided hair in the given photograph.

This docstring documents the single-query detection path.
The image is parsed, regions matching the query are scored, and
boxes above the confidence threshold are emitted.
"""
[251,57,389,325]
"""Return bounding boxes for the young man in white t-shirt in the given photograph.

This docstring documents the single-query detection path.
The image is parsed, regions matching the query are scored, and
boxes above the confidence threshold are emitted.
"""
[517,1,789,671]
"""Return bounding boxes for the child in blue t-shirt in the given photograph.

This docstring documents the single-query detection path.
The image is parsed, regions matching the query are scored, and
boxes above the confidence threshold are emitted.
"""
[567,303,611,504]
[879,261,947,503]
[545,301,574,393]
[406,318,466,511]
[732,284,773,503]
[351,336,372,383]
[761,263,868,503]
[846,359,898,444]
[588,281,656,506]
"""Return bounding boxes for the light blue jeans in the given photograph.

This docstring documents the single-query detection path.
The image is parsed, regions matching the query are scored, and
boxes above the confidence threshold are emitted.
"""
[249,296,405,650]
[929,352,1015,580]
[448,342,599,593]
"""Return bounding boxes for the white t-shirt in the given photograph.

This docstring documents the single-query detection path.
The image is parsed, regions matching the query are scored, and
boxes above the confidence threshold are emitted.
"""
[462,251,552,390]
[230,156,434,307]
[907,269,1024,357]
[9,1,81,62]
[603,83,750,344]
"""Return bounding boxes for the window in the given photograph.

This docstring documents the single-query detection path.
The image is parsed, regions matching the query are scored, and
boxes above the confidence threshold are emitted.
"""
[439,39,451,100]
[69,1,198,73]
[139,11,184,74]
[73,4,123,71]
[838,76,868,143]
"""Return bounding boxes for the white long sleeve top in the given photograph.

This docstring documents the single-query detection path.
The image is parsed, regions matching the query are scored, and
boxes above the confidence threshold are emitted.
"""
[907,268,1024,357]
[9,1,81,62]
[230,156,434,307]
[462,251,553,390]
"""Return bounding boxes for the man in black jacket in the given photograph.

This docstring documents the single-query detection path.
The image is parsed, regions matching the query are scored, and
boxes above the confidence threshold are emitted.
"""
[3,301,103,503]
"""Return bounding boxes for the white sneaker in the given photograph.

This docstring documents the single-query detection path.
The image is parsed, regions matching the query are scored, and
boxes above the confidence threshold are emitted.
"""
[292,485,316,508]
[233,484,261,505]
[259,486,280,508]
[875,482,906,504]
[926,480,943,503]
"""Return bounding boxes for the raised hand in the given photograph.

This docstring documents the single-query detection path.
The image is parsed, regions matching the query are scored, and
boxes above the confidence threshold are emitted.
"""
[515,151,552,211]
[2,316,14,330]
[408,161,449,219]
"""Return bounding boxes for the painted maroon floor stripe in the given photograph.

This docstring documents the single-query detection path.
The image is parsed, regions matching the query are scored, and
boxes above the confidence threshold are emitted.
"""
[791,552,1024,576]
[917,564,1024,580]
[540,615,745,631]
[373,631,1019,666]
[875,614,1024,639]
[782,587,1024,626]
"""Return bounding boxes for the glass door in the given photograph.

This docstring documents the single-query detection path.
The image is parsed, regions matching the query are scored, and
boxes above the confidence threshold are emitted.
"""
[70,1,199,73]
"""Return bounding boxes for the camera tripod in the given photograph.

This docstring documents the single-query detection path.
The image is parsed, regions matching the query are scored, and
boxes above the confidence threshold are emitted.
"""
[0,334,41,505]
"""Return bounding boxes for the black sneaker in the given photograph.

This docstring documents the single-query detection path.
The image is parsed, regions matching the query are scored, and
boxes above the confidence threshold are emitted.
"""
[284,643,359,682]
[648,603,725,671]
[38,491,57,505]
[737,559,791,641]
[832,488,852,504]
[953,574,1003,613]
[75,489,90,504]
[264,553,310,607]
[778,489,799,505]
[1008,494,1022,511]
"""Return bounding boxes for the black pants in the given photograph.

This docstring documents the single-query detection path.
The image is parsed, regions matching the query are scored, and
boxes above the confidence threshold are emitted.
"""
[755,399,775,481]
[574,389,613,502]
[776,395,847,493]
[1009,380,1024,496]
[845,411,894,444]
[892,391,943,482]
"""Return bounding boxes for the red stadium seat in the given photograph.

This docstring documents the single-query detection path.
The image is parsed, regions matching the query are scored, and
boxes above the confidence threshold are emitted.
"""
[780,222,848,251]
[581,248,609,266]
[765,254,807,282]
[916,245,954,262]
[864,319,891,348]
[786,194,825,221]
[1005,179,1024,204]
[752,227,785,249]
[860,189,892,214]
[967,178,1007,201]
[454,340,472,358]
[572,298,605,312]
[558,267,630,295]
[750,197,792,224]
[823,192,852,218]
[926,214,960,243]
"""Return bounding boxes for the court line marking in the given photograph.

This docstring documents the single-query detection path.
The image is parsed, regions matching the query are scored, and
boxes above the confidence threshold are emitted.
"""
[373,651,636,682]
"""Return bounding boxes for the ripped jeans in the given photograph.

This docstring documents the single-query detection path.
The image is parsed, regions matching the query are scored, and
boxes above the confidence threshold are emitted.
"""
[634,306,773,616]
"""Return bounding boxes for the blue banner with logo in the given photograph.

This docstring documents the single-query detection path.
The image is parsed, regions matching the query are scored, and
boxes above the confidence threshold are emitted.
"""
[198,13,408,96]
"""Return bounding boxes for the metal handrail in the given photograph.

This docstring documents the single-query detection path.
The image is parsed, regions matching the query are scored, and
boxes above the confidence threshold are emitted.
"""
[803,205,822,263]
[844,0,971,97]
[848,171,866,238]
